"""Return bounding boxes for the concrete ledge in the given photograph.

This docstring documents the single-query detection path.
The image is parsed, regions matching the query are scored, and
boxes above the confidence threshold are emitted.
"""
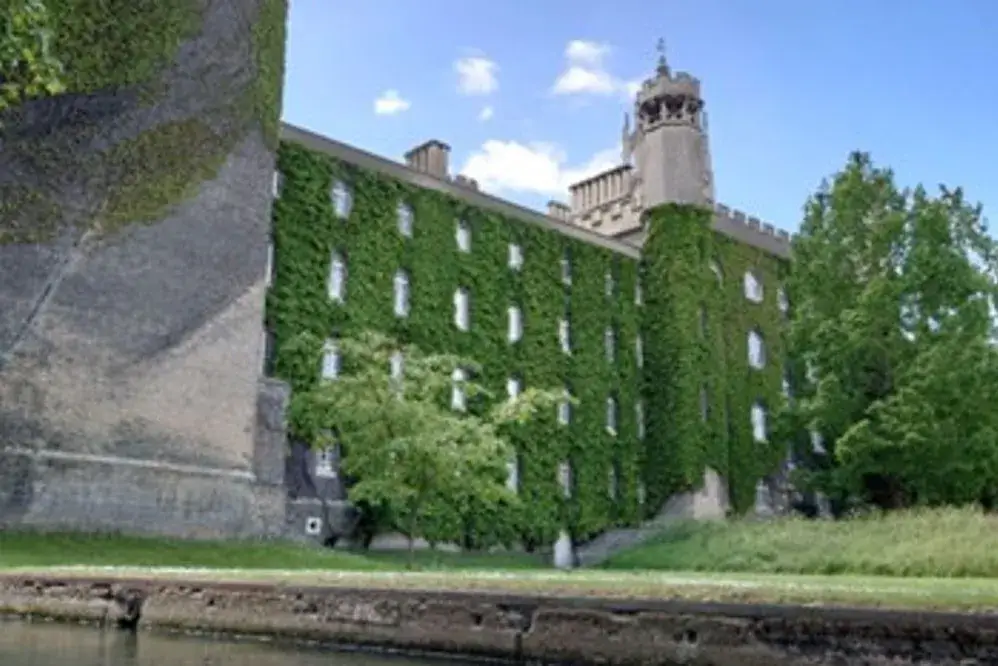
[1,575,996,664]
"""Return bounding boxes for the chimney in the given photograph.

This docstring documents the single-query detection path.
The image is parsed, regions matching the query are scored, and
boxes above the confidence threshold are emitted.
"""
[404,140,450,179]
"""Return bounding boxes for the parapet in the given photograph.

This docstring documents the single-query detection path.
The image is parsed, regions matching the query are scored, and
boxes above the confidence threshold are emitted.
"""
[712,202,793,259]
[547,201,571,221]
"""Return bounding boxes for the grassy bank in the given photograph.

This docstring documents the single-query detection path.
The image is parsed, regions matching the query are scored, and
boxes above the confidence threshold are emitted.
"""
[0,531,542,572]
[603,507,998,578]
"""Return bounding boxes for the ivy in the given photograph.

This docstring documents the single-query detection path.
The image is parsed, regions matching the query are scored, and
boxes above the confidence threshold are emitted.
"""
[641,203,788,513]
[268,142,645,545]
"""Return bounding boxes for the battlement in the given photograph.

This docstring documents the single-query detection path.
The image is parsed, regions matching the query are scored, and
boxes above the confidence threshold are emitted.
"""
[712,202,793,258]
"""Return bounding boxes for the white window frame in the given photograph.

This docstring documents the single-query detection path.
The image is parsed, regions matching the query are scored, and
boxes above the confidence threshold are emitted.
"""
[710,260,723,283]
[777,286,789,313]
[606,396,617,434]
[328,251,346,303]
[558,461,572,498]
[451,367,467,411]
[397,201,414,237]
[390,350,404,382]
[506,455,519,492]
[506,377,521,400]
[751,403,768,442]
[608,465,618,499]
[636,400,645,440]
[321,339,340,380]
[635,334,643,368]
[272,170,282,199]
[331,180,352,219]
[604,271,614,297]
[265,241,274,288]
[561,254,572,285]
[782,375,792,399]
[456,219,471,252]
[508,242,523,270]
[454,288,470,331]
[508,305,523,343]
[811,429,826,454]
[393,270,410,318]
[559,318,571,354]
[748,329,765,369]
[604,326,616,362]
[635,277,643,305]
[557,390,571,425]
[744,270,763,303]
[700,385,709,422]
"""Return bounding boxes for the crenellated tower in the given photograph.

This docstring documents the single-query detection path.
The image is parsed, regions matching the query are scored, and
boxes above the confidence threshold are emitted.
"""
[624,40,714,209]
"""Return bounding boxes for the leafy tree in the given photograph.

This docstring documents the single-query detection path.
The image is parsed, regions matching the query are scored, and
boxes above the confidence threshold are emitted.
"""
[286,330,564,560]
[0,0,65,116]
[782,151,998,511]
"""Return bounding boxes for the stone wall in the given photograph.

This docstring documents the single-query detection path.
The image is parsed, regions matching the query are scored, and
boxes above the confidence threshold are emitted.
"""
[0,575,995,665]
[0,0,288,537]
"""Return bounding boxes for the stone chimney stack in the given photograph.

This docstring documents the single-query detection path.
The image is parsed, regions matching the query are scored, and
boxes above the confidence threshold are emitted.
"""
[404,140,451,179]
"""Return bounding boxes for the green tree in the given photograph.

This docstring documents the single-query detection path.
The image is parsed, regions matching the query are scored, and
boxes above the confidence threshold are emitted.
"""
[0,0,65,115]
[286,330,564,560]
[782,152,998,511]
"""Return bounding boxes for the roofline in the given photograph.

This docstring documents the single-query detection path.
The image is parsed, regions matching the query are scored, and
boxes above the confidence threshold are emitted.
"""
[279,123,641,259]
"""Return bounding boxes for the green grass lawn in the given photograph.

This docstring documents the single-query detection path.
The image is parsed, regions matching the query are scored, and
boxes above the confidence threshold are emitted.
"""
[603,506,998,578]
[5,507,998,612]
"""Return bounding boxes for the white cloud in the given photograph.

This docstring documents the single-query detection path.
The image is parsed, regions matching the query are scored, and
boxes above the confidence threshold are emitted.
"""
[454,56,498,95]
[373,89,410,116]
[459,140,618,198]
[478,105,494,121]
[551,39,639,100]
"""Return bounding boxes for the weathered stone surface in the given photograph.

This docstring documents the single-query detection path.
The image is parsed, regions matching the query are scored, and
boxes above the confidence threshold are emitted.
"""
[1,575,997,665]
[0,0,287,537]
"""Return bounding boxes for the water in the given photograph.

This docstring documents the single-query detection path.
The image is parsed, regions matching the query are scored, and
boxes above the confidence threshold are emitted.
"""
[0,620,467,666]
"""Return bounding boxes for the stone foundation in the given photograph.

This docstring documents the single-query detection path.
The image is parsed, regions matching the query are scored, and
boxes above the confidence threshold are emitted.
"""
[1,575,996,665]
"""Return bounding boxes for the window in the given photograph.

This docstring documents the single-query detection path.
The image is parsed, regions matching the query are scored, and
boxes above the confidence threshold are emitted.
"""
[508,242,523,270]
[397,202,414,237]
[557,389,571,425]
[508,305,523,343]
[604,326,616,362]
[454,288,470,331]
[606,396,617,434]
[604,271,615,297]
[265,241,274,288]
[315,446,337,479]
[636,400,645,440]
[558,461,572,498]
[699,306,707,336]
[608,466,618,499]
[744,270,763,303]
[811,430,826,454]
[561,251,572,285]
[331,180,352,218]
[777,287,789,314]
[272,170,282,198]
[635,334,643,368]
[321,339,340,380]
[782,373,792,400]
[709,260,723,284]
[558,318,571,354]
[637,482,646,506]
[456,219,471,252]
[506,456,519,492]
[328,251,346,303]
[700,385,709,422]
[635,277,643,305]
[506,377,521,400]
[750,403,768,442]
[451,368,466,411]
[393,270,410,318]
[390,350,404,382]
[748,329,765,369]
[806,360,818,384]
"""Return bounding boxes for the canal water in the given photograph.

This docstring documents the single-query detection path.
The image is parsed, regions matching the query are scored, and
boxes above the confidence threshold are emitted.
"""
[0,621,465,666]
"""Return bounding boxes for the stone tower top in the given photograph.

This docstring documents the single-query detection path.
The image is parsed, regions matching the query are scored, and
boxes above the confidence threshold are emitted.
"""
[632,38,704,134]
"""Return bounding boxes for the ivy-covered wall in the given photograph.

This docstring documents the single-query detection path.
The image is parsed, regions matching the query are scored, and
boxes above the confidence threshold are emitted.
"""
[269,138,791,539]
[268,141,645,544]
[641,204,789,513]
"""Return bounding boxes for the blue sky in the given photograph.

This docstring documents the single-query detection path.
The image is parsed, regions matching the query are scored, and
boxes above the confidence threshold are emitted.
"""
[282,0,998,233]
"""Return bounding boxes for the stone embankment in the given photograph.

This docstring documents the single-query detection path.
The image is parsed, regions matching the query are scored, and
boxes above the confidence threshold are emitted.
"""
[0,573,996,665]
